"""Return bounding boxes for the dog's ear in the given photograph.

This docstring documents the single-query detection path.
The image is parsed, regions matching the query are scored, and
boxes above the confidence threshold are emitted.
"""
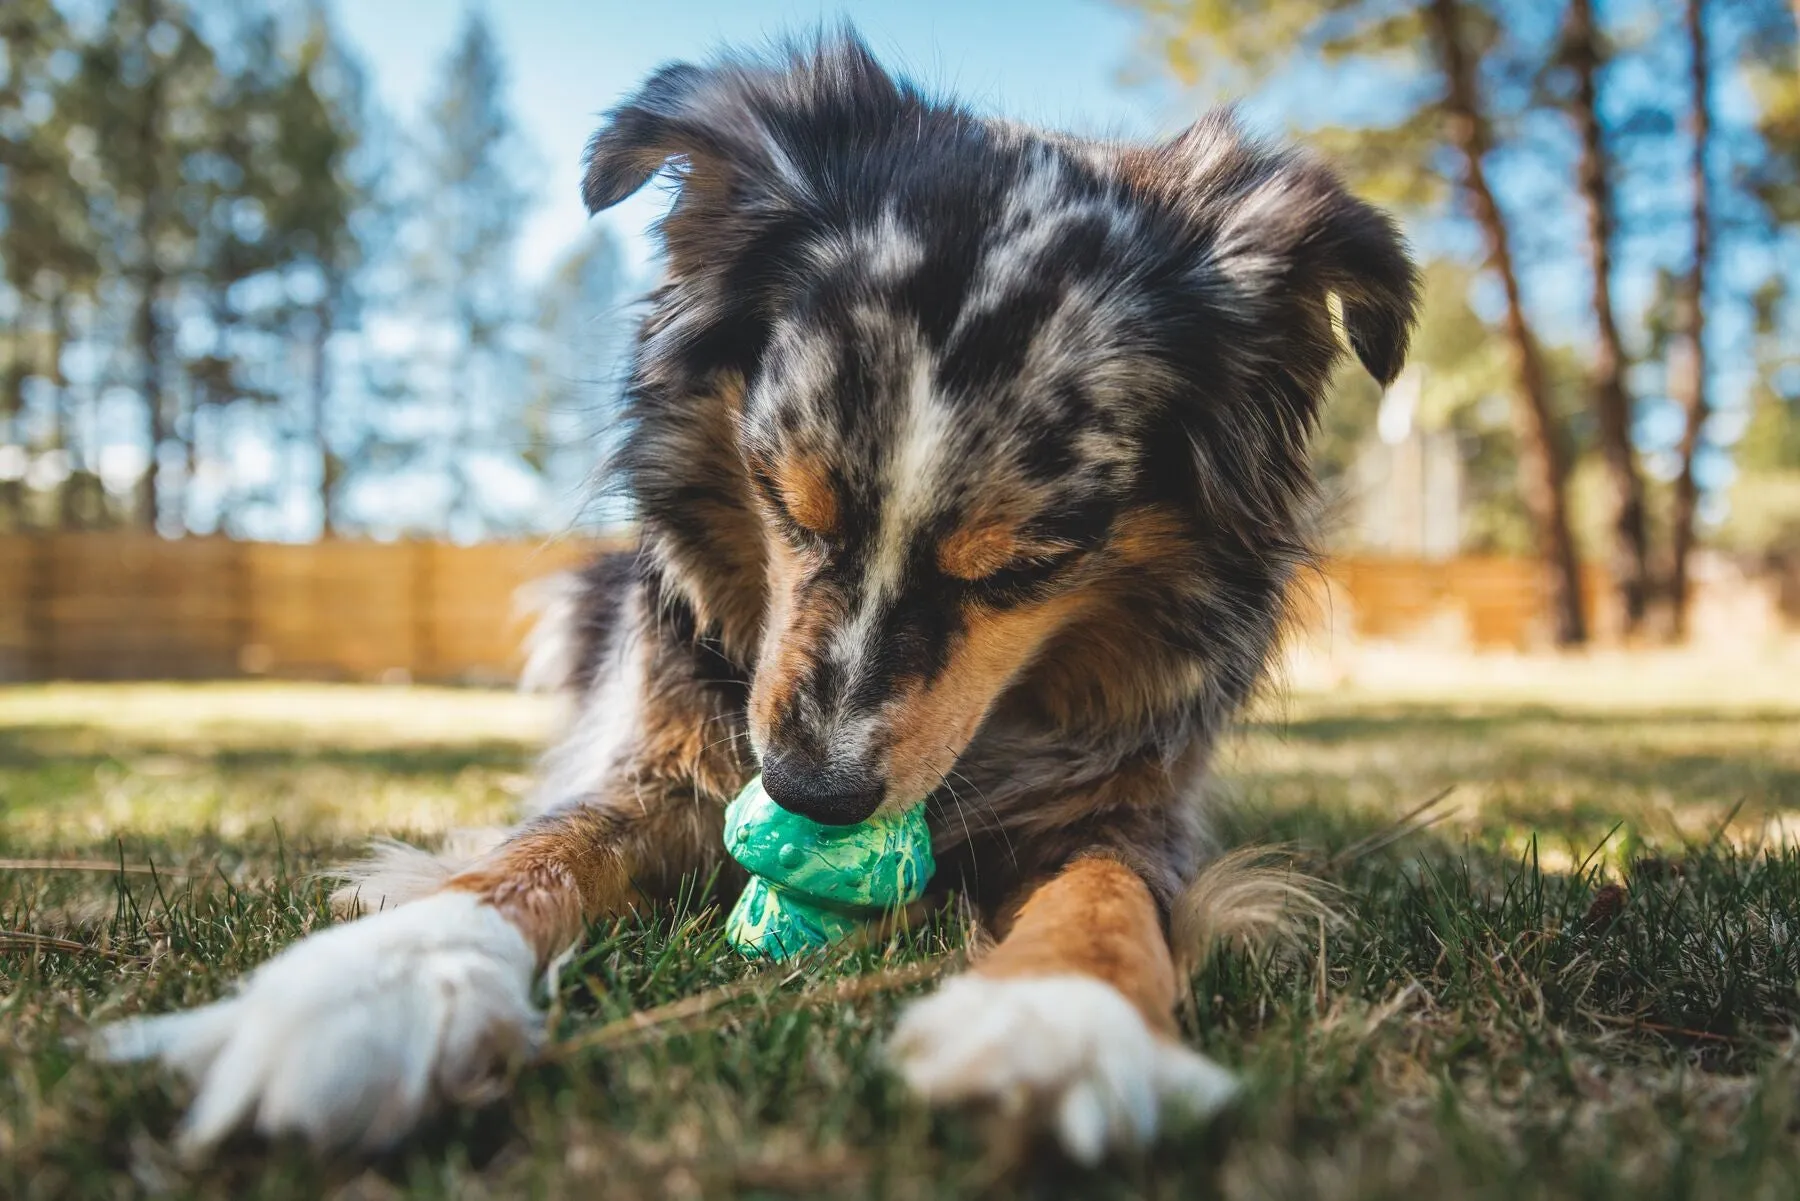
[1139,111,1421,386]
[582,36,912,229]
[581,62,716,213]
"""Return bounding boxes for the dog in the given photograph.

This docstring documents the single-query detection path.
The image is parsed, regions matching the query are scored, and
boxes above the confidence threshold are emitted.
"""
[97,33,1418,1165]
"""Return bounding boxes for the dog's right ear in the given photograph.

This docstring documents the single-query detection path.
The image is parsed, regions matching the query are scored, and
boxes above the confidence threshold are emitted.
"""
[582,58,819,278]
[582,38,909,274]
[581,62,715,213]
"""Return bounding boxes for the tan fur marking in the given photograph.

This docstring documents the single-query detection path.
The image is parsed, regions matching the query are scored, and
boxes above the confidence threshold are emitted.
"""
[936,522,1021,580]
[1018,505,1211,734]
[445,813,642,964]
[748,537,838,739]
[881,587,1092,802]
[772,452,841,537]
[977,857,1179,1035]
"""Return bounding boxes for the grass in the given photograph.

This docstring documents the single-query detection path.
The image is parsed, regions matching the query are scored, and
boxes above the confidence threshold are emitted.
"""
[3,660,1799,1200]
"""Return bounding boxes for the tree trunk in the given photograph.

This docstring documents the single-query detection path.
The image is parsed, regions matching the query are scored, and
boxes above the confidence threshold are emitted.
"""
[1566,0,1651,637]
[48,291,78,530]
[0,357,24,533]
[130,0,169,533]
[1427,0,1587,646]
[133,265,168,531]
[1669,0,1712,640]
[312,303,338,537]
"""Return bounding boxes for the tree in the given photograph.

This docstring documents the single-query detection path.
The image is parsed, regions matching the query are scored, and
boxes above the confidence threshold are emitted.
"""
[280,9,370,537]
[1124,0,1590,643]
[3,0,379,538]
[526,225,630,528]
[1425,0,1586,643]
[0,0,94,530]
[70,0,223,531]
[1561,0,1653,636]
[1668,0,1714,639]
[409,9,534,540]
[192,3,366,537]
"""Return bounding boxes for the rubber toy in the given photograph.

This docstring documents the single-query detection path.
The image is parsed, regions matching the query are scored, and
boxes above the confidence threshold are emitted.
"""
[722,774,934,959]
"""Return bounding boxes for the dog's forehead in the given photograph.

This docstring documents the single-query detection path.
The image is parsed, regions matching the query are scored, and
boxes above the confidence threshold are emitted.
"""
[744,144,1159,489]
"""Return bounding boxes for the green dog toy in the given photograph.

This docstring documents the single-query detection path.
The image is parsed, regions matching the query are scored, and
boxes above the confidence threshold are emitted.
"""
[722,775,934,959]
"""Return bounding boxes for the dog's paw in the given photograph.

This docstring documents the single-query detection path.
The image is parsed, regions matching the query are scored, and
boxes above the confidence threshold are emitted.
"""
[887,973,1238,1165]
[95,890,540,1158]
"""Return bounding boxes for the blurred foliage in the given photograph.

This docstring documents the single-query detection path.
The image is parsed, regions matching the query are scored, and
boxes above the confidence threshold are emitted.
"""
[0,0,629,540]
[1122,0,1800,582]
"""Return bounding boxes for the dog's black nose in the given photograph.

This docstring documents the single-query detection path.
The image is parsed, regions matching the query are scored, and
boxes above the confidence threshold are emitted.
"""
[760,750,884,826]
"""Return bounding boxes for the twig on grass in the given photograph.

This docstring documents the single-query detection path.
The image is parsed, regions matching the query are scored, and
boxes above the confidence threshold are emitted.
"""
[0,929,125,960]
[550,953,961,1060]
[1579,1006,1739,1045]
[0,858,197,878]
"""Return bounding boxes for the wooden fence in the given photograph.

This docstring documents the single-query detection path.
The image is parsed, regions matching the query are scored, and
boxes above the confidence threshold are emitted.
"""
[1,534,1764,684]
[0,535,605,684]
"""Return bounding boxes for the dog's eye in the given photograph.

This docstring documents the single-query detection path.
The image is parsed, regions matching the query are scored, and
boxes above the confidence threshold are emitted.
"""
[750,459,840,550]
[965,548,1081,604]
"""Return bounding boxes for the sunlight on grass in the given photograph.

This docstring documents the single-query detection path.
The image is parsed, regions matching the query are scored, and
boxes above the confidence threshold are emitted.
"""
[0,681,555,746]
[0,683,551,848]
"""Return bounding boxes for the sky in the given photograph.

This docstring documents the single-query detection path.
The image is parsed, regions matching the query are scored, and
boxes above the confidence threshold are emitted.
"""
[333,0,1191,288]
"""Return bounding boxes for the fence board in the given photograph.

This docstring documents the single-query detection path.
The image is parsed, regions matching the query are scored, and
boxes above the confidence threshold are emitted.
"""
[0,537,34,681]
[41,535,242,679]
[421,540,597,683]
[242,541,423,680]
[0,534,621,683]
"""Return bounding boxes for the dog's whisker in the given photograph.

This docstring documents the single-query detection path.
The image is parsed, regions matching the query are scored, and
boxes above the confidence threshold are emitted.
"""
[943,755,1020,873]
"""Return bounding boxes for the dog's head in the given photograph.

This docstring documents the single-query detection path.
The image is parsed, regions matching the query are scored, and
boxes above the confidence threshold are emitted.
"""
[586,36,1418,824]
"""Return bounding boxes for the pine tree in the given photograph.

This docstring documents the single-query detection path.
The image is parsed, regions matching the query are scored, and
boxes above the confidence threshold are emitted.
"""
[1561,0,1653,636]
[411,9,532,540]
[0,0,94,529]
[71,0,222,531]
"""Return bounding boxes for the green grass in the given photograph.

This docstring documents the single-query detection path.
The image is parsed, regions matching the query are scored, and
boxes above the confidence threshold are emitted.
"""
[3,667,1799,1200]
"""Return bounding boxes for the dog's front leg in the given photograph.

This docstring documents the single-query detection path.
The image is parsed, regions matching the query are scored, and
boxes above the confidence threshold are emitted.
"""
[96,784,722,1159]
[889,855,1237,1164]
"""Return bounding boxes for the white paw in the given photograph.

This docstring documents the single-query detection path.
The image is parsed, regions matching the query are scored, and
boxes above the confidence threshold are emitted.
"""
[888,973,1238,1165]
[96,891,540,1158]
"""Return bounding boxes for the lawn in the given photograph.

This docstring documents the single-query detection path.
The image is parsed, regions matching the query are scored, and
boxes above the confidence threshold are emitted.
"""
[3,658,1799,1201]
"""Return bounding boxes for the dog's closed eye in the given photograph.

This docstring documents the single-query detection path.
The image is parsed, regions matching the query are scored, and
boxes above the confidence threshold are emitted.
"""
[939,525,1084,603]
[751,453,842,547]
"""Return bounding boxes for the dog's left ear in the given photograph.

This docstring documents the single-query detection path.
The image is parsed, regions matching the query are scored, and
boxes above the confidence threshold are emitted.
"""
[1142,111,1421,386]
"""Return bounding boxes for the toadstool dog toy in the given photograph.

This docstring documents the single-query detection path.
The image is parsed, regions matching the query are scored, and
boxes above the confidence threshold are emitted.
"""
[722,775,934,959]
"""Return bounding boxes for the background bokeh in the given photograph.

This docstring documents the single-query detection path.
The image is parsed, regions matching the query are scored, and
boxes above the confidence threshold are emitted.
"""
[1,0,1797,662]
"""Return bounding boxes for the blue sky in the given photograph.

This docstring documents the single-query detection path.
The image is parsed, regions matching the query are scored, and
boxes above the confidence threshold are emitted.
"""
[335,0,1183,287]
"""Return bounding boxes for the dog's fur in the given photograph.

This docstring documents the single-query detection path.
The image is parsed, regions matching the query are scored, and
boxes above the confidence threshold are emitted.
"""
[98,34,1417,1164]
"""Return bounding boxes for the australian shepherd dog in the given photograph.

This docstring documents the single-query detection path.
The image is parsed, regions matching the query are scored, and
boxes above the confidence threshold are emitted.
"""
[99,33,1418,1165]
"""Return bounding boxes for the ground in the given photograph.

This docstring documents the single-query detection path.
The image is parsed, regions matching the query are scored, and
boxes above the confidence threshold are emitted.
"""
[3,652,1799,1200]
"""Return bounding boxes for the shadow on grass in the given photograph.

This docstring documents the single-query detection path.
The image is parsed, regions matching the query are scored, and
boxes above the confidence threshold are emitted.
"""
[1233,702,1800,824]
